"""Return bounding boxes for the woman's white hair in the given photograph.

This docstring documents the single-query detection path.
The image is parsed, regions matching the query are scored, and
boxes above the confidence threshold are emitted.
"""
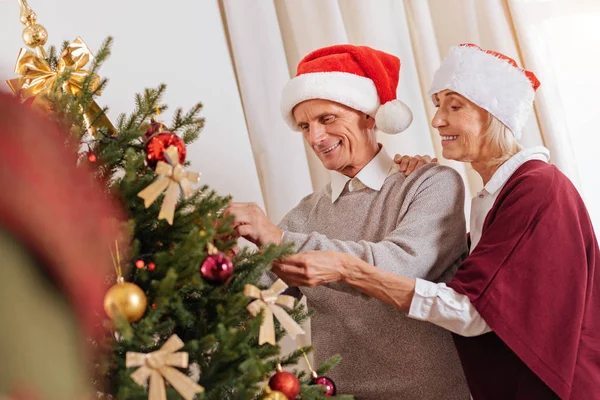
[482,114,522,166]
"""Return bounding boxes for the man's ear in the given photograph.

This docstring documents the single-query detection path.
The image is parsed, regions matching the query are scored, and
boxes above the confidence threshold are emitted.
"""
[365,114,376,130]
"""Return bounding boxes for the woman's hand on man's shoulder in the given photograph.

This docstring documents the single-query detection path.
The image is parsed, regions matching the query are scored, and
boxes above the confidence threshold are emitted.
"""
[394,154,438,176]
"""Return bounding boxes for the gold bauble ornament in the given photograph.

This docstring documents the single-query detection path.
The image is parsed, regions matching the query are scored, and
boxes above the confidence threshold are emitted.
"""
[22,23,48,48]
[17,0,48,58]
[261,386,289,400]
[104,277,147,322]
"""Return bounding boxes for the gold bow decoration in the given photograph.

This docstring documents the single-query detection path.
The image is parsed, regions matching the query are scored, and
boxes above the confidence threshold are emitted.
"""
[6,37,115,134]
[126,334,204,400]
[138,145,200,225]
[244,279,305,346]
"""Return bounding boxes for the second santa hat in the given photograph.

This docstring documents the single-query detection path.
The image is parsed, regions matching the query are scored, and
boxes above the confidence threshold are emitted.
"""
[281,45,413,134]
[429,43,541,139]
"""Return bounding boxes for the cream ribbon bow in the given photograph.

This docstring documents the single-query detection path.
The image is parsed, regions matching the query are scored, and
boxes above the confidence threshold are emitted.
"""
[138,145,200,225]
[244,279,305,345]
[126,334,204,400]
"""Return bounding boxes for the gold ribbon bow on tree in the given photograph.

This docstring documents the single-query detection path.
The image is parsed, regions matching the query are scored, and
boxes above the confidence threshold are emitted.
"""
[244,279,305,346]
[6,37,115,134]
[138,145,200,225]
[126,334,204,400]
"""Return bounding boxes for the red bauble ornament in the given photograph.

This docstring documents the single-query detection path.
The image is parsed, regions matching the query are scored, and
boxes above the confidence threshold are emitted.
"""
[144,132,186,169]
[311,375,336,396]
[148,262,156,271]
[200,253,234,285]
[268,370,301,400]
[135,259,145,269]
[88,153,97,163]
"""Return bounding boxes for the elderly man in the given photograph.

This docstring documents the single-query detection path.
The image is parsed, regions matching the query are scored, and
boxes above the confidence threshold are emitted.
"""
[228,45,470,399]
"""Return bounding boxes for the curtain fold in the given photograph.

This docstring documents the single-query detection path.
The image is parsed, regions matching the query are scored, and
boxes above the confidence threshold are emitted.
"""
[221,0,312,225]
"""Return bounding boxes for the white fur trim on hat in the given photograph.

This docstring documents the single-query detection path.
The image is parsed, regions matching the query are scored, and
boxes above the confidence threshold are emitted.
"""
[281,72,413,134]
[429,45,535,139]
[281,72,379,130]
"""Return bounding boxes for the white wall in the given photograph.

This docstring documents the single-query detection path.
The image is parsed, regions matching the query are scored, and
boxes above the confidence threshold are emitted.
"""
[0,0,265,208]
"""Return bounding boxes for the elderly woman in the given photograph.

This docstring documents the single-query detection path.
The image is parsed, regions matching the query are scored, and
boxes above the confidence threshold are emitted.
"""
[273,44,600,399]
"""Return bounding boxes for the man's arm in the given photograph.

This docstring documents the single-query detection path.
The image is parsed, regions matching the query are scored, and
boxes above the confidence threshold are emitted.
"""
[280,166,467,281]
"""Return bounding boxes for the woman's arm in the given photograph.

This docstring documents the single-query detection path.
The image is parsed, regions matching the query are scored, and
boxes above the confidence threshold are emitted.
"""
[276,250,492,337]
[343,253,491,336]
[341,253,416,312]
[274,250,416,311]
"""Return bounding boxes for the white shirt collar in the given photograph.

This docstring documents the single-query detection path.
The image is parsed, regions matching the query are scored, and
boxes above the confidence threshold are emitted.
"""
[483,146,551,195]
[330,145,396,203]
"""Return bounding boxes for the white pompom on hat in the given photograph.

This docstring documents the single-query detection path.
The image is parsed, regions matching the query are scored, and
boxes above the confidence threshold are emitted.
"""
[429,43,541,139]
[281,44,413,135]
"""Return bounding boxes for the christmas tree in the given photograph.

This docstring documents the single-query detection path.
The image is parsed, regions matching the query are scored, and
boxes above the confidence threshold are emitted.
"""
[6,2,351,399]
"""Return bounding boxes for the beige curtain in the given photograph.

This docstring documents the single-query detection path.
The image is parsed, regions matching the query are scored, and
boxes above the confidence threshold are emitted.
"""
[221,0,312,225]
[222,0,599,226]
[221,0,547,221]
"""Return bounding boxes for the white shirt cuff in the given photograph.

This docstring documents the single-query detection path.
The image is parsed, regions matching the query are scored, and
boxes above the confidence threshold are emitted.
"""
[408,278,492,337]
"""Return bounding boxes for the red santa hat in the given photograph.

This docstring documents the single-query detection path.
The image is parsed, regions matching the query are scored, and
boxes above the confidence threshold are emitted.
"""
[429,43,541,139]
[281,44,413,135]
